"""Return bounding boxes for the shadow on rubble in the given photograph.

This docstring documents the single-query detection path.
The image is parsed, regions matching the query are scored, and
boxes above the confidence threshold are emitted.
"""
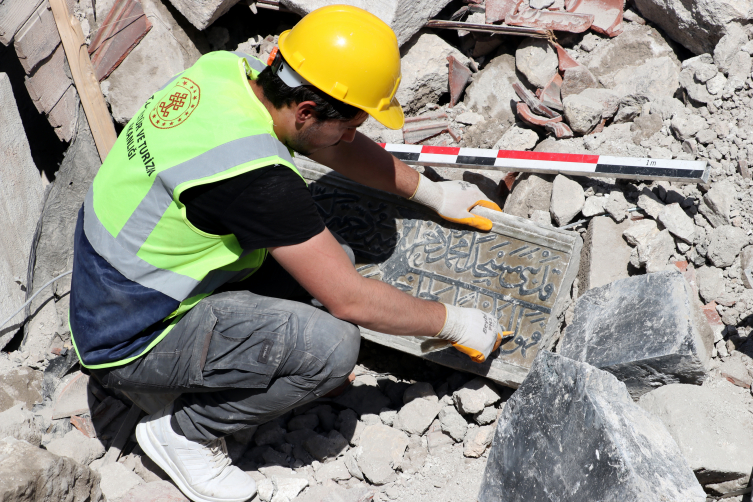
[0,44,66,181]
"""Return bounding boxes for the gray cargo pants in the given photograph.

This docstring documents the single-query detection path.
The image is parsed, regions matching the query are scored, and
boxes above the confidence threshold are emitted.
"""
[90,243,361,442]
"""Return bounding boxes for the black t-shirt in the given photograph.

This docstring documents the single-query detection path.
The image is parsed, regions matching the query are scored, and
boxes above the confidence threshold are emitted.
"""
[180,165,325,249]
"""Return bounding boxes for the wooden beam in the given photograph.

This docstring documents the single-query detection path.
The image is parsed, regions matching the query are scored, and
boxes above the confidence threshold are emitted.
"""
[49,0,117,161]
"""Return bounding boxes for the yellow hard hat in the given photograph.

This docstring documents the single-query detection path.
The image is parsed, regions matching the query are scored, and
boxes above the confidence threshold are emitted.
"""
[277,5,404,130]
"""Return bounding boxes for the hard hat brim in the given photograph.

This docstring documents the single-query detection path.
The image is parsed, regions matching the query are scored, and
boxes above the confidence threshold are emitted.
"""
[363,97,404,130]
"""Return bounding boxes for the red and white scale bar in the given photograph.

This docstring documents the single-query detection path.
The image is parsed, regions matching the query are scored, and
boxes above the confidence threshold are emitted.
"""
[379,144,709,183]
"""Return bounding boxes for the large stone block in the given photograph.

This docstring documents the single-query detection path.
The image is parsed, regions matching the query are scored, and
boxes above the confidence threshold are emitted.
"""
[632,0,752,55]
[0,0,45,46]
[396,31,469,114]
[280,0,453,47]
[463,54,519,131]
[0,73,44,350]
[561,271,714,399]
[577,216,632,294]
[503,173,554,219]
[638,380,753,485]
[13,1,60,73]
[165,0,240,30]
[297,159,581,388]
[24,109,100,356]
[24,44,72,115]
[0,437,104,502]
[105,0,201,124]
[478,351,706,502]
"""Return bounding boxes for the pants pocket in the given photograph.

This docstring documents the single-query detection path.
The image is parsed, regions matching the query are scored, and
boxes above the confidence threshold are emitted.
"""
[200,306,289,389]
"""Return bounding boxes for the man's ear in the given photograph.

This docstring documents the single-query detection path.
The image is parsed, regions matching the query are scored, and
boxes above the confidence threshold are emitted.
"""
[294,101,318,125]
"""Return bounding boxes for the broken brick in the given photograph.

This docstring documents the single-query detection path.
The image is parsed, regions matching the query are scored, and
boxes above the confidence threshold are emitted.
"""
[404,112,450,144]
[516,102,562,126]
[506,7,594,33]
[447,55,472,107]
[539,73,563,111]
[485,0,520,24]
[552,42,581,71]
[513,82,560,119]
[544,121,574,139]
[571,0,623,37]
[89,0,153,81]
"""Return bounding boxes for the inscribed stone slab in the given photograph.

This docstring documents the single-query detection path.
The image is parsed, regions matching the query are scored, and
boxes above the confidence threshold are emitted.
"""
[297,159,582,388]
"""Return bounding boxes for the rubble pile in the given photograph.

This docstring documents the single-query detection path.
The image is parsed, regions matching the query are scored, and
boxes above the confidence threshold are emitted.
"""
[1,0,753,500]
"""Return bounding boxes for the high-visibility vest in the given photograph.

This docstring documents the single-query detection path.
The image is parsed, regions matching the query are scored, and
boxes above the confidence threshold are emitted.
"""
[71,51,302,368]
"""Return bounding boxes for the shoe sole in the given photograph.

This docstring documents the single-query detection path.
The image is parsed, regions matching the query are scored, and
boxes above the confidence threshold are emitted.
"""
[135,419,254,502]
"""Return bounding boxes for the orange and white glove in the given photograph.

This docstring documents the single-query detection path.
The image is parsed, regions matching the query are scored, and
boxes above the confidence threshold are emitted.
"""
[436,304,504,363]
[409,173,502,231]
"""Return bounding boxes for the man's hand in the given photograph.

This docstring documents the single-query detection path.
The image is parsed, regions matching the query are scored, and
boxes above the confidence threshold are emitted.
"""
[410,173,502,232]
[435,304,504,363]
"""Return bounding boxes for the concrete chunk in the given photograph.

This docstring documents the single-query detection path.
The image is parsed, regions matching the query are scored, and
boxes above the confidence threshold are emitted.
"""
[397,32,469,114]
[0,404,43,446]
[0,73,44,350]
[356,424,409,485]
[549,175,585,226]
[516,38,558,88]
[394,395,440,436]
[504,173,554,218]
[0,437,104,501]
[657,203,694,243]
[699,180,734,227]
[577,216,632,294]
[165,0,239,30]
[561,271,713,399]
[478,351,706,502]
[639,380,753,485]
[563,94,602,134]
[280,0,452,47]
[707,225,748,268]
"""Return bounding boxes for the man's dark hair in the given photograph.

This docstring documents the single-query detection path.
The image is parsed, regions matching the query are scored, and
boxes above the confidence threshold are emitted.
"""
[256,65,363,122]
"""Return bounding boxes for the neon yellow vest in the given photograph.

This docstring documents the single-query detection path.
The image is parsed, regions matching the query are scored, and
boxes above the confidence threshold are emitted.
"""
[72,51,301,368]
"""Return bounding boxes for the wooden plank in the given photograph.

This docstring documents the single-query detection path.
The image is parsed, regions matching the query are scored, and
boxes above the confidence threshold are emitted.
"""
[49,0,117,161]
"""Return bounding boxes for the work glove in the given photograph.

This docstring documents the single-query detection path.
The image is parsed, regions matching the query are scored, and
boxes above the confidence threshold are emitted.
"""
[435,304,504,363]
[409,173,502,232]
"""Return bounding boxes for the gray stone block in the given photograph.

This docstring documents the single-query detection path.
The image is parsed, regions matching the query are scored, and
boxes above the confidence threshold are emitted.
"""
[577,216,632,295]
[478,351,706,502]
[638,380,753,485]
[0,73,44,350]
[296,159,582,388]
[0,0,44,45]
[561,271,714,399]
[0,437,104,502]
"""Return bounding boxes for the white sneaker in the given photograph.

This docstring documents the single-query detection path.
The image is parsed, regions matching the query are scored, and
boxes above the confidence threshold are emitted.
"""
[135,403,256,502]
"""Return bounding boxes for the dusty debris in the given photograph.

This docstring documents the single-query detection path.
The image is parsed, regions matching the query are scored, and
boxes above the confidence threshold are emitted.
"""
[3,1,753,501]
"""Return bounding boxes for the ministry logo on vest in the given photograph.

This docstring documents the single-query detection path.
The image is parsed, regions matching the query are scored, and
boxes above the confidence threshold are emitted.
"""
[150,78,201,129]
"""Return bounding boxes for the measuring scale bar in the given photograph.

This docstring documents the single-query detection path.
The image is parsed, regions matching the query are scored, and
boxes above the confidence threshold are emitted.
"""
[380,144,709,184]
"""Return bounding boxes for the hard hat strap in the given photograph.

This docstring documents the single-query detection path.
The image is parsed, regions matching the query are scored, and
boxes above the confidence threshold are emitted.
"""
[269,49,313,89]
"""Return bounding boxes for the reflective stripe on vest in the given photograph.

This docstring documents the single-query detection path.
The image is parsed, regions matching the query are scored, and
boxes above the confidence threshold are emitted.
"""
[83,133,294,301]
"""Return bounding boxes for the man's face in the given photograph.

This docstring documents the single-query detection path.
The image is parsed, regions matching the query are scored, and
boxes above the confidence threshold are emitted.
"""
[287,112,368,155]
